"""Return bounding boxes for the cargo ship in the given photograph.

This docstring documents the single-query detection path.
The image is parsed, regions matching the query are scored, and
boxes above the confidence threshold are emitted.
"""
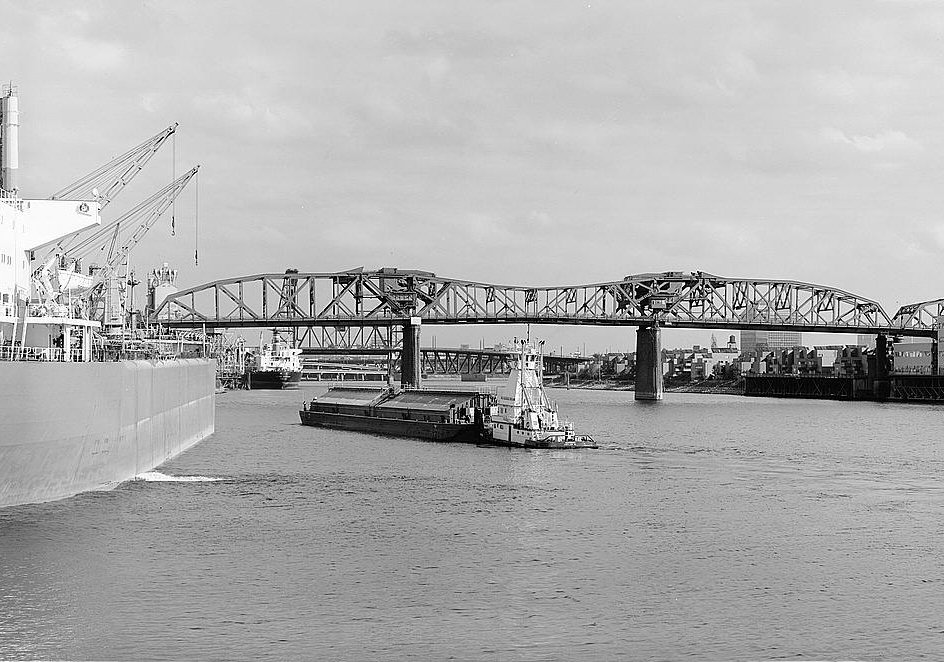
[245,331,302,389]
[0,85,215,508]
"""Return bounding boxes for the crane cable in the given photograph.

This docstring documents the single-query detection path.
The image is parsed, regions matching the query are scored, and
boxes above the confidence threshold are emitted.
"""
[194,168,199,266]
[171,130,176,236]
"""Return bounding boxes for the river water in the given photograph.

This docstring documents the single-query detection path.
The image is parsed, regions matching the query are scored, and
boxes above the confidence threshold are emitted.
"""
[2,384,944,660]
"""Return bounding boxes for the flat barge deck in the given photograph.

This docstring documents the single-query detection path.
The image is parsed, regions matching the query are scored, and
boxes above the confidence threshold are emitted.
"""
[299,386,490,442]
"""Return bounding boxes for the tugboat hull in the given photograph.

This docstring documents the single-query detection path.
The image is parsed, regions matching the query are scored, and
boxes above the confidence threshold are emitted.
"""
[486,421,597,449]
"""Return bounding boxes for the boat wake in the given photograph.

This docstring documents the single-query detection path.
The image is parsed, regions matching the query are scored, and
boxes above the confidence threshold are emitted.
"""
[134,471,219,482]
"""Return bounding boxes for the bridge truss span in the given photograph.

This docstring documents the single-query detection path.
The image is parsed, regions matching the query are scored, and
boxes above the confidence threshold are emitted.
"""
[154,268,924,335]
[891,298,944,334]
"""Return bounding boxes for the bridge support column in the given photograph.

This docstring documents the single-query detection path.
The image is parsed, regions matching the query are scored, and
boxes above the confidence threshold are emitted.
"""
[635,324,663,401]
[401,316,422,389]
[873,333,891,400]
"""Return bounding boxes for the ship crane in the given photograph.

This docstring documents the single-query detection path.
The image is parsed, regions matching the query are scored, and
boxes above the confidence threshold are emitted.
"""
[36,123,179,267]
[57,166,199,325]
[49,123,178,209]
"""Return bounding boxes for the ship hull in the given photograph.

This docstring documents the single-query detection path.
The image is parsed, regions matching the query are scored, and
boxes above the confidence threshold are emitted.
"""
[486,421,597,449]
[0,358,216,508]
[246,369,301,389]
[299,409,480,442]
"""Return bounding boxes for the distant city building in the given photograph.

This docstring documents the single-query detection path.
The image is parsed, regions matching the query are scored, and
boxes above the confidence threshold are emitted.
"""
[892,339,935,375]
[740,330,802,355]
[856,334,875,349]
[834,346,869,377]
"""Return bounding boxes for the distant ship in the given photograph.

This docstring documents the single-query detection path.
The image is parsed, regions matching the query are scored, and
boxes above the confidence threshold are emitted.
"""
[483,339,596,448]
[0,85,215,508]
[245,331,302,389]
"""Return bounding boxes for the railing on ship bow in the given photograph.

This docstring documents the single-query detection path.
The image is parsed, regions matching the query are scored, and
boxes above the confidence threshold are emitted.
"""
[0,346,87,362]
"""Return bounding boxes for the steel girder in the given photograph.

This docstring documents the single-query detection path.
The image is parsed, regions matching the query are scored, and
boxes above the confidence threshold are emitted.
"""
[292,325,400,350]
[891,299,944,335]
[423,348,512,375]
[154,268,928,335]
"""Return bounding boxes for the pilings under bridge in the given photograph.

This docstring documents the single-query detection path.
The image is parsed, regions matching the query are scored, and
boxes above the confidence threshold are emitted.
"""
[635,324,663,401]
[400,316,422,389]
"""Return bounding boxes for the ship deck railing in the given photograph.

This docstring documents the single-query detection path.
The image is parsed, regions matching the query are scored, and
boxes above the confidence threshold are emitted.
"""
[0,187,23,211]
[0,345,86,362]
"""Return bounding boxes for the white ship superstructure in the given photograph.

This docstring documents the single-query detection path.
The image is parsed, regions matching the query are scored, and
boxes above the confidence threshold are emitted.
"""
[0,84,216,508]
[245,331,302,388]
[252,332,302,373]
[0,85,103,359]
[486,339,595,448]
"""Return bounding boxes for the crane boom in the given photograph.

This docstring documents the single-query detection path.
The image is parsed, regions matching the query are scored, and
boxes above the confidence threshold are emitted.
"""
[85,166,199,325]
[88,166,199,290]
[29,165,200,324]
[49,123,178,209]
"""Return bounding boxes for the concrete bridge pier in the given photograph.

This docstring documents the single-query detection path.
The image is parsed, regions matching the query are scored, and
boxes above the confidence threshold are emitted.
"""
[401,316,422,389]
[635,324,663,401]
[872,333,891,400]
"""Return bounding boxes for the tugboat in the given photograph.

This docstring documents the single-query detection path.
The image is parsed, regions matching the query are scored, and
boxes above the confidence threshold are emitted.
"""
[245,331,302,389]
[484,339,596,448]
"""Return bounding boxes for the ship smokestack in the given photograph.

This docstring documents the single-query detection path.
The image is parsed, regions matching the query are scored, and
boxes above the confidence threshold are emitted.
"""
[1,84,19,193]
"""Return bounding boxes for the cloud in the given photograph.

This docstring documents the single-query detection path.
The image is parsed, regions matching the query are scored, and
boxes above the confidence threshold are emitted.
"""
[193,92,254,126]
[191,90,312,139]
[138,93,158,114]
[35,13,126,73]
[386,28,518,60]
[8,0,944,320]
[819,127,922,153]
[66,37,125,72]
[712,50,759,95]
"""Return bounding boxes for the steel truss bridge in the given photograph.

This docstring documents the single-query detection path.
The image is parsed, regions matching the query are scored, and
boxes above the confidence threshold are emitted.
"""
[418,348,583,376]
[301,348,585,376]
[155,268,939,339]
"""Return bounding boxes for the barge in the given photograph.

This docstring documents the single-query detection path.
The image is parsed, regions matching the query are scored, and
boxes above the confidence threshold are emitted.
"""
[299,386,490,441]
[300,339,595,449]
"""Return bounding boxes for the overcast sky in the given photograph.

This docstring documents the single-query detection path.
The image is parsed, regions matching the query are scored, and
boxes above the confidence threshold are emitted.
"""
[3,0,943,350]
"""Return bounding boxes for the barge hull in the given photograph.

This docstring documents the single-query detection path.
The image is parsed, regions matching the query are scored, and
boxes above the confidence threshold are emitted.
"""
[0,358,216,508]
[299,409,480,442]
